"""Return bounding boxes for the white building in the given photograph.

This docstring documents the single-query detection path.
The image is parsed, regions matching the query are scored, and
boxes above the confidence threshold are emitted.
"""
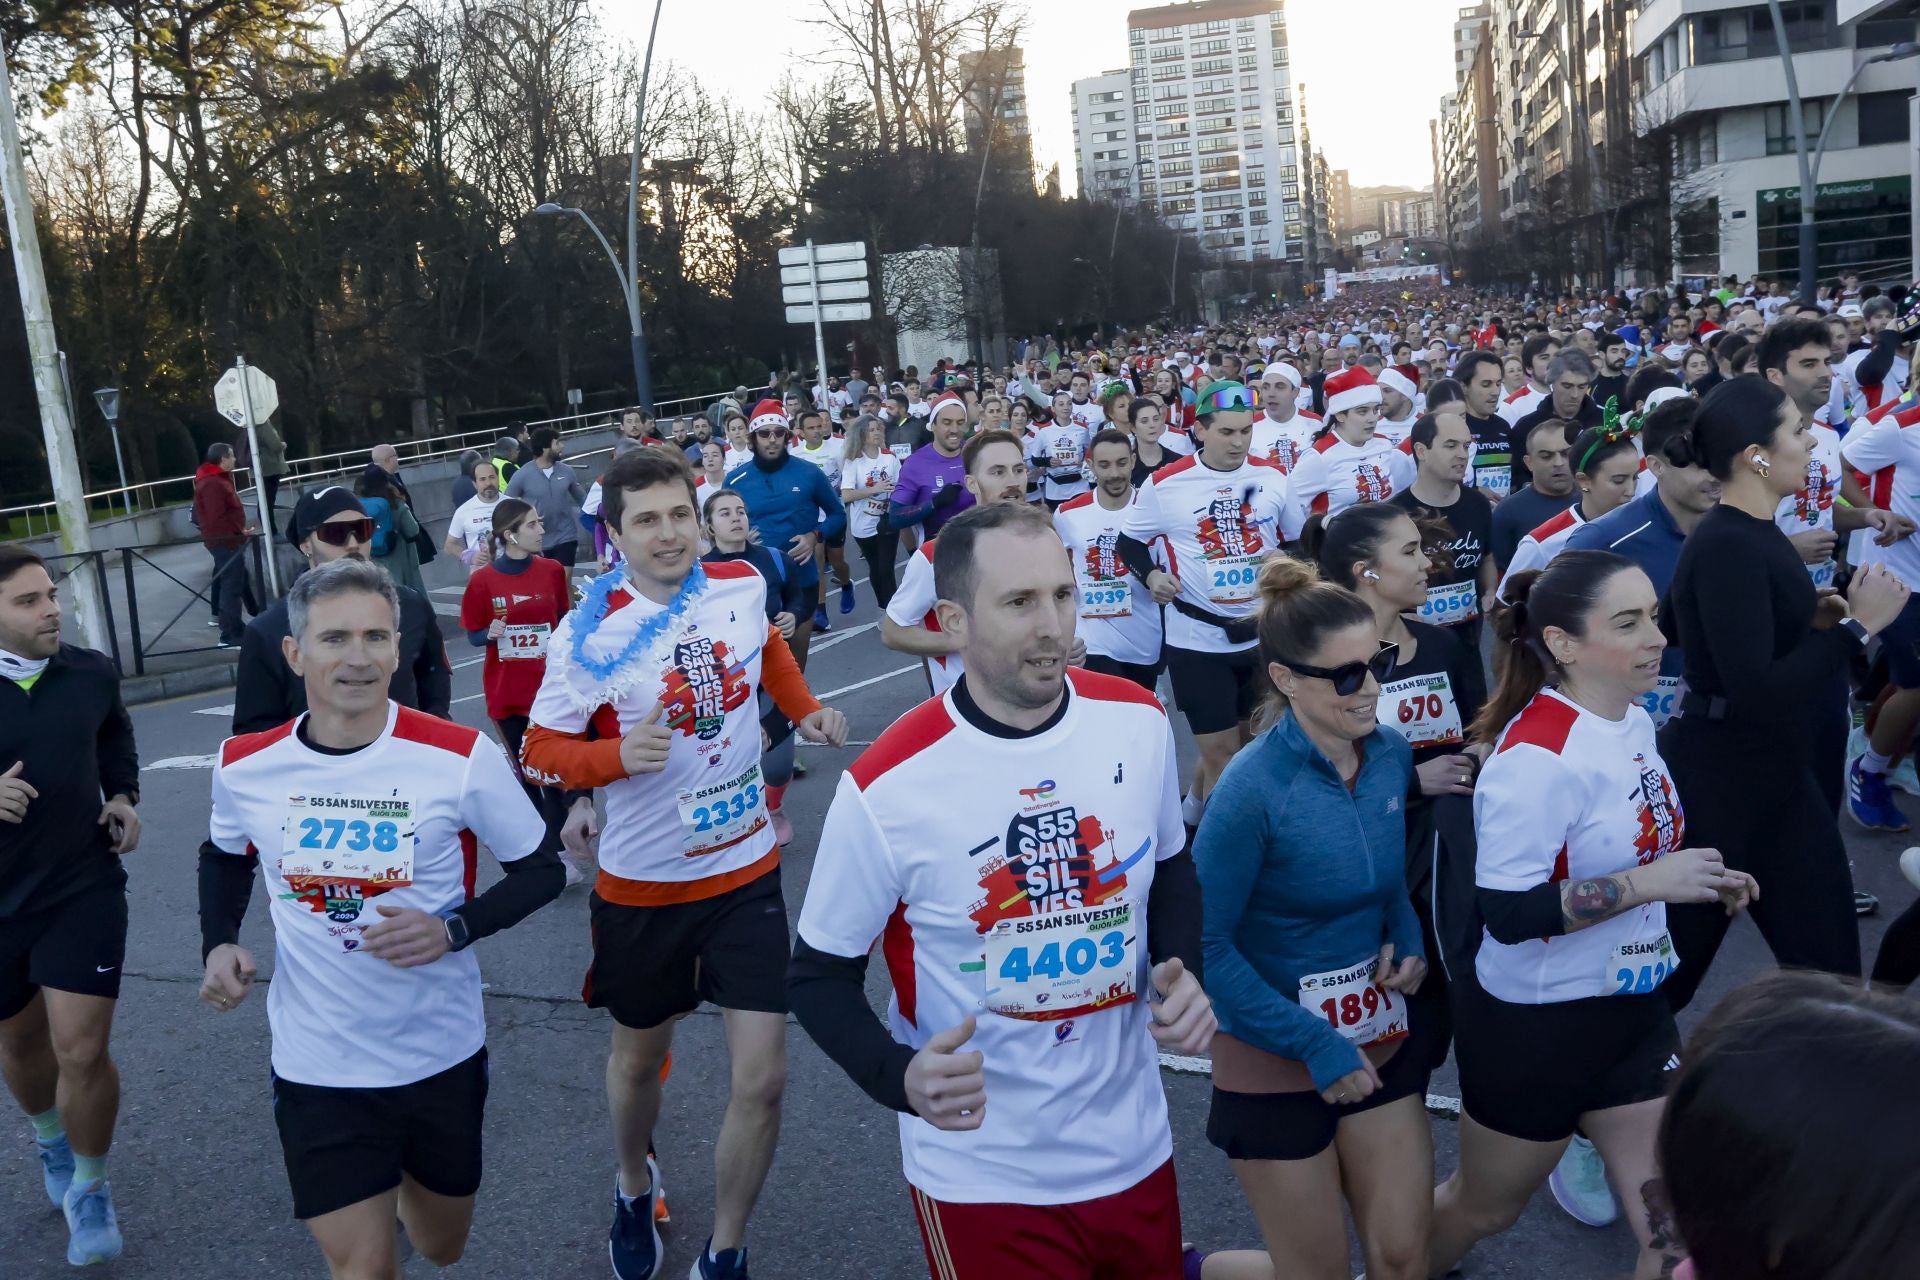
[1634,0,1920,286]
[1126,0,1304,265]
[1071,70,1135,202]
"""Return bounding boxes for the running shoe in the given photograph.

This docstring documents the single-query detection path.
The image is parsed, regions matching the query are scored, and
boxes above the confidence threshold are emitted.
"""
[1891,756,1920,797]
[838,581,856,614]
[1856,889,1880,917]
[771,806,794,848]
[62,1177,122,1265]
[609,1175,662,1280]
[37,1133,72,1207]
[1901,846,1920,892]
[1848,759,1912,832]
[1547,1134,1616,1227]
[649,1152,670,1226]
[690,1238,749,1280]
[812,606,831,633]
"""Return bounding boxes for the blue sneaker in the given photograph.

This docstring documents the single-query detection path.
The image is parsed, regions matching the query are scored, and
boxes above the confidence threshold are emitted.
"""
[37,1134,73,1207]
[812,606,831,633]
[1849,759,1911,832]
[690,1238,750,1280]
[838,581,856,614]
[1548,1134,1616,1227]
[609,1176,662,1279]
[62,1177,122,1265]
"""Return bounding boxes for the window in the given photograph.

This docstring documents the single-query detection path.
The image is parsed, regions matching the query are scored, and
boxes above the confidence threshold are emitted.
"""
[1764,99,1826,156]
[1698,4,1836,63]
[1238,54,1257,70]
[1193,57,1231,76]
[1857,17,1916,48]
[1858,91,1911,147]
[1195,38,1229,54]
[1673,117,1716,175]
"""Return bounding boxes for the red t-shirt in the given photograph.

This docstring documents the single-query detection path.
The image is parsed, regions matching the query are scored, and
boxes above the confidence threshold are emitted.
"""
[458,556,572,720]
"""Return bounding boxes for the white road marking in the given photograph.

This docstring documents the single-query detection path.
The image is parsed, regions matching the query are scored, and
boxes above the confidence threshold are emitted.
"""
[193,705,235,716]
[813,665,920,701]
[1155,1052,1462,1118]
[148,754,217,771]
[806,621,878,653]
[453,655,487,669]
[798,739,875,749]
[431,586,466,596]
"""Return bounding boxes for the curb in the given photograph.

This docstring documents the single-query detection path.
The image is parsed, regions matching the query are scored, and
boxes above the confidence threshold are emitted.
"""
[122,661,237,707]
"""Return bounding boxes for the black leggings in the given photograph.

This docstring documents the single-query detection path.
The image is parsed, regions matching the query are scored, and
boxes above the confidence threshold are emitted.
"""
[495,714,575,855]
[855,528,901,609]
[1872,897,1920,987]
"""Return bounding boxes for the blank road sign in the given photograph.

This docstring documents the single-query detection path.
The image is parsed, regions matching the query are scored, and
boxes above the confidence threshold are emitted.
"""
[786,302,873,324]
[777,241,867,266]
[782,281,869,304]
[779,261,868,284]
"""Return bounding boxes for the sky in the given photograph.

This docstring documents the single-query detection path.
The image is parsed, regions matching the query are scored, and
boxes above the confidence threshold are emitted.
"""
[603,0,1458,194]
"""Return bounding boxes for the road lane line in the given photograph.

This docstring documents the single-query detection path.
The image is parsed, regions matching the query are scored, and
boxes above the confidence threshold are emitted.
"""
[814,665,920,700]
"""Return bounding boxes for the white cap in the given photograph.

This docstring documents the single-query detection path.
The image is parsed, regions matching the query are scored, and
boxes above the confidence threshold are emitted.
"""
[1265,362,1303,389]
[1377,368,1418,401]
[1643,385,1690,413]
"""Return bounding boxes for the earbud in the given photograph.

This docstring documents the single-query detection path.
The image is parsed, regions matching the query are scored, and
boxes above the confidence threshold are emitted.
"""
[1754,455,1770,468]
[1362,569,1382,581]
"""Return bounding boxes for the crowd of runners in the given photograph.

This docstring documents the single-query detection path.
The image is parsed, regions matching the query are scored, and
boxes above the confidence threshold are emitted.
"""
[3,279,1920,1280]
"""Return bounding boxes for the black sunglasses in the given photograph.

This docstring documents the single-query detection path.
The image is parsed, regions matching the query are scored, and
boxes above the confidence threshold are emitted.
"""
[1284,641,1399,696]
[310,517,375,547]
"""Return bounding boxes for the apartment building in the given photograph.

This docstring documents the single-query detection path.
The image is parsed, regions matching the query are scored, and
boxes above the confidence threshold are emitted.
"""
[961,47,1034,181]
[1071,70,1136,202]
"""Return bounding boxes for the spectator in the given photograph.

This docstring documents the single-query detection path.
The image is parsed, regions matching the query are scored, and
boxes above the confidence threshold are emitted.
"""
[449,449,484,510]
[192,443,255,648]
[354,466,426,597]
[492,434,523,485]
[504,425,587,568]
[232,414,290,537]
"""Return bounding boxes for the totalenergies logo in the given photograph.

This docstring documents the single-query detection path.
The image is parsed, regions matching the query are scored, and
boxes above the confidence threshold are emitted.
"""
[1017,779,1057,802]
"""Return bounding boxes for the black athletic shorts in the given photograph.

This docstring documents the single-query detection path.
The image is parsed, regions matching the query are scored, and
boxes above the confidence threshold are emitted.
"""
[272,1047,490,1220]
[1163,644,1260,736]
[1083,653,1163,693]
[1453,983,1680,1143]
[584,866,789,1029]
[1206,1033,1431,1162]
[0,881,128,1019]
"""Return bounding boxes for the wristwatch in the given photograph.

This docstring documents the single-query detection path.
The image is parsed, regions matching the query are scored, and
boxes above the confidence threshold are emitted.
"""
[438,909,472,953]
[1839,616,1871,647]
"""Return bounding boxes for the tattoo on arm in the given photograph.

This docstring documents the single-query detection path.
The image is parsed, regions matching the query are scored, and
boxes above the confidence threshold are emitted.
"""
[1639,1177,1685,1277]
[1564,874,1628,929]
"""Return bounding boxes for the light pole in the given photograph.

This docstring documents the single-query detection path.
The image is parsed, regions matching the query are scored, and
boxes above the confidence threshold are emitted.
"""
[535,201,648,412]
[92,387,131,516]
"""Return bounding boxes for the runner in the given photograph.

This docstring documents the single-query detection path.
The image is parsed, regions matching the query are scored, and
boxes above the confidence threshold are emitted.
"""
[442,460,503,569]
[1488,418,1579,574]
[1118,381,1290,823]
[1375,365,1420,446]
[882,429,1037,697]
[0,545,140,1267]
[518,447,849,1280]
[1028,395,1092,510]
[1285,366,1415,524]
[198,557,563,1279]
[1194,554,1431,1280]
[890,393,975,545]
[1056,430,1163,692]
[841,416,903,610]
[791,407,857,626]
[1454,350,1517,501]
[1391,408,1497,647]
[1125,398,1181,491]
[1507,351,1602,449]
[1496,334,1559,425]
[458,498,596,881]
[1429,551,1755,1280]
[789,501,1215,1280]
[1250,362,1320,472]
[723,399,847,665]
[1498,423,1640,597]
[233,487,451,735]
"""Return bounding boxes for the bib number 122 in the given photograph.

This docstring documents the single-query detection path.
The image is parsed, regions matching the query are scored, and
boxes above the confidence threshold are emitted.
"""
[998,930,1127,982]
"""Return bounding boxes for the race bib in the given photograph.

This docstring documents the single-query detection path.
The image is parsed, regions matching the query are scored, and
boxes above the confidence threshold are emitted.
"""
[1809,558,1837,589]
[983,902,1137,1021]
[1607,930,1677,996]
[280,794,416,951]
[1637,675,1683,729]
[1079,582,1131,619]
[888,443,912,460]
[1298,955,1408,1049]
[1418,578,1479,626]
[675,763,765,857]
[501,622,550,660]
[1472,461,1513,500]
[1379,671,1464,748]
[1205,554,1262,605]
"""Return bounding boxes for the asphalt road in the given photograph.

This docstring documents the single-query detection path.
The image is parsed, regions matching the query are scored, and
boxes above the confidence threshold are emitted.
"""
[5,575,1916,1280]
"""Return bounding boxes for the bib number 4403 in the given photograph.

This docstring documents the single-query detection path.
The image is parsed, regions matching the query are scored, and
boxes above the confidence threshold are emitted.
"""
[996,930,1128,982]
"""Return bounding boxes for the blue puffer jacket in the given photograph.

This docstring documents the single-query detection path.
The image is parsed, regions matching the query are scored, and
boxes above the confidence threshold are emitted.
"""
[1195,708,1420,1090]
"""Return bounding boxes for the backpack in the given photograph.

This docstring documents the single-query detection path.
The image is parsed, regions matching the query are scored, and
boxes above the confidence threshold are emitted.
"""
[364,497,395,557]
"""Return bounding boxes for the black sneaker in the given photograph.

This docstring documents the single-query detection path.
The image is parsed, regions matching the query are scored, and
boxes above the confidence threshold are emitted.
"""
[609,1177,661,1279]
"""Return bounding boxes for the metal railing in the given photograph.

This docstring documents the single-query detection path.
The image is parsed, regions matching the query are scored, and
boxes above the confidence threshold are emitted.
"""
[2,382,768,540]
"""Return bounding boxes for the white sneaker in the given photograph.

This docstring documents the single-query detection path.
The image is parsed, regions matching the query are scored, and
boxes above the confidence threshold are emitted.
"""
[1901,847,1920,893]
[1548,1134,1617,1227]
[1890,756,1920,797]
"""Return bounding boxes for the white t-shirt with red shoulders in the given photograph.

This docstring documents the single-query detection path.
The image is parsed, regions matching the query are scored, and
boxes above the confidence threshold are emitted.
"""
[1055,493,1163,667]
[1250,410,1321,474]
[1284,431,1416,527]
[1121,454,1290,654]
[885,542,961,695]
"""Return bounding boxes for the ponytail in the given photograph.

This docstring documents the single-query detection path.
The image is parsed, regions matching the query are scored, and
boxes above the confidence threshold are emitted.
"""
[1469,550,1639,744]
[484,497,535,564]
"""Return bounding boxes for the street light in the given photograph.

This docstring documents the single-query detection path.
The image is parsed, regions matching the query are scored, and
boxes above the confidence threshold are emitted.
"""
[533,201,650,413]
[91,386,131,515]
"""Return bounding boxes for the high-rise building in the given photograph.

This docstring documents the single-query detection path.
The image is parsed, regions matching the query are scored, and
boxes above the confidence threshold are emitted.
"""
[1071,70,1136,202]
[1329,169,1353,234]
[1125,0,1303,265]
[961,48,1034,181]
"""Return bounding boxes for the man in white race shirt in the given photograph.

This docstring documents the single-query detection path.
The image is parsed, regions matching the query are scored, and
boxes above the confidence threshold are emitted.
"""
[1057,430,1164,692]
[882,430,1041,698]
[197,557,562,1276]
[442,461,503,569]
[1027,402,1091,509]
[1117,380,1288,823]
[519,447,849,1280]
[1497,334,1560,426]
[1249,361,1321,473]
[788,501,1214,1280]
[1375,365,1421,447]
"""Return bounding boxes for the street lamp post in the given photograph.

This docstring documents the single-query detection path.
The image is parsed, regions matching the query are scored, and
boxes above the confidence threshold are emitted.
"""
[91,387,131,516]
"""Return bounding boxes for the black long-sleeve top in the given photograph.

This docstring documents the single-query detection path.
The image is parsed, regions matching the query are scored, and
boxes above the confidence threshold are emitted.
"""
[235,575,451,734]
[1662,503,1861,736]
[787,677,1204,1114]
[0,645,140,917]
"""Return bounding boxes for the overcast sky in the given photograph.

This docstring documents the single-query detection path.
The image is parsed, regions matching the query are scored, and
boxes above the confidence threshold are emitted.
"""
[604,0,1457,192]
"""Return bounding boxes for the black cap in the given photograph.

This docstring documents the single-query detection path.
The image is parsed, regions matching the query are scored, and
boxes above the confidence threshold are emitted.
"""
[291,486,367,542]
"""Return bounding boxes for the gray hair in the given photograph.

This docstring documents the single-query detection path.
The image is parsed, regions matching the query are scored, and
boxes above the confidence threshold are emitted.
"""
[287,558,400,650]
[1546,349,1595,384]
[457,448,483,478]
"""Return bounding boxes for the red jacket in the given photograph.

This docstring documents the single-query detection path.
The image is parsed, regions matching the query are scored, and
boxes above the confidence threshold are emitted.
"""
[192,462,247,550]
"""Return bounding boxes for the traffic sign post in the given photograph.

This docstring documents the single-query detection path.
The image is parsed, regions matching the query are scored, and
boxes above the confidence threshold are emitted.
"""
[780,240,870,408]
[214,356,282,595]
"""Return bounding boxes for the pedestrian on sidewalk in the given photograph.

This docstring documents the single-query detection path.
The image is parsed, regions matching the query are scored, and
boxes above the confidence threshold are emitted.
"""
[193,443,256,648]
[233,415,290,537]
[355,467,427,598]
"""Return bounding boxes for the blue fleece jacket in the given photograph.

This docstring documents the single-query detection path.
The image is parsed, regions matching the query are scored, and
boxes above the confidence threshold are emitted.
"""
[724,455,847,587]
[1195,710,1421,1090]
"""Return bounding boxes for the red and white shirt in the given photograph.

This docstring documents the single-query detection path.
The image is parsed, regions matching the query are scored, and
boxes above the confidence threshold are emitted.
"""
[1497,506,1586,601]
[1474,689,1685,1004]
[1841,399,1920,579]
[1121,455,1290,654]
[1497,384,1546,426]
[1774,421,1841,588]
[797,671,1187,1204]
[1285,432,1415,527]
[207,705,547,1088]
[885,542,961,695]
[458,556,573,721]
[1055,493,1162,667]
[1250,410,1321,474]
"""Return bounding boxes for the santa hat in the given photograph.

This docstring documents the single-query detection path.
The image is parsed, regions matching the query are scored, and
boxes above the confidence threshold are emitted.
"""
[1377,366,1418,403]
[1323,366,1383,418]
[928,391,967,419]
[748,399,787,433]
[1268,362,1303,389]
